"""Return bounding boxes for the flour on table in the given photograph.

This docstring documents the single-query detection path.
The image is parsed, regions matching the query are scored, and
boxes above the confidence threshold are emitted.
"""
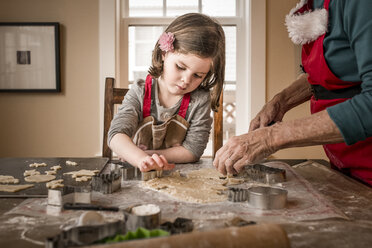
[23,169,41,177]
[66,160,78,166]
[0,175,20,184]
[64,169,99,182]
[46,179,64,189]
[142,168,228,203]
[24,174,56,183]
[29,162,47,168]
[0,184,34,192]
[131,204,160,216]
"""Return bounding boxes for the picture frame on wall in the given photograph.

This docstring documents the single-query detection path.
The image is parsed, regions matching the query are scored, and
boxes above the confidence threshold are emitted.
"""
[0,22,60,92]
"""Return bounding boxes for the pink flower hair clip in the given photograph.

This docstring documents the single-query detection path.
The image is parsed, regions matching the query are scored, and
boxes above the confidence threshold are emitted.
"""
[158,32,175,52]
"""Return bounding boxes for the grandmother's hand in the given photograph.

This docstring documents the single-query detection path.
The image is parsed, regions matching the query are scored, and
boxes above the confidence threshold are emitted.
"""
[249,100,286,132]
[213,127,277,175]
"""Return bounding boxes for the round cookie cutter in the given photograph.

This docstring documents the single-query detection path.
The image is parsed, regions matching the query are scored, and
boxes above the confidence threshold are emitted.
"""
[248,186,287,210]
[123,203,161,231]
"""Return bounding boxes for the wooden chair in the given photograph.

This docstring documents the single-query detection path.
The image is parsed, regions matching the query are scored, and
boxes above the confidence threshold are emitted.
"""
[102,78,129,160]
[102,77,223,160]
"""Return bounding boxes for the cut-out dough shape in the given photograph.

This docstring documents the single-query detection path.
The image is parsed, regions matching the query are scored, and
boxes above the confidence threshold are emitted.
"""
[0,175,20,184]
[46,179,64,189]
[29,163,47,168]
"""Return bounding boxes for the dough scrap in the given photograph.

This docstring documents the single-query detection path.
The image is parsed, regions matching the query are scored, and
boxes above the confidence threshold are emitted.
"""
[24,174,56,183]
[46,179,64,189]
[142,168,228,203]
[75,176,92,182]
[64,169,99,178]
[0,175,20,184]
[45,170,57,175]
[29,162,47,168]
[51,165,62,171]
[64,169,99,182]
[66,160,78,166]
[0,184,34,192]
[24,169,41,177]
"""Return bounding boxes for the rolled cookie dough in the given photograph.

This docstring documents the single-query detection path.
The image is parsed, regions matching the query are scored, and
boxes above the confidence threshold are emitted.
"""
[142,168,228,203]
[0,184,34,192]
[24,174,56,183]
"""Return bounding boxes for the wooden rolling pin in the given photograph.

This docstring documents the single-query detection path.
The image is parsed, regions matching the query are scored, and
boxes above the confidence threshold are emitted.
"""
[93,223,290,248]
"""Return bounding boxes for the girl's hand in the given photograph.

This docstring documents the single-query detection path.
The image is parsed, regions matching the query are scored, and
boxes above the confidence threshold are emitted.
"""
[138,144,148,151]
[138,154,175,172]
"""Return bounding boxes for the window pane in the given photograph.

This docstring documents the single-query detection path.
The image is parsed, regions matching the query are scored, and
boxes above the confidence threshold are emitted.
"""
[128,26,164,82]
[202,0,236,16]
[166,0,198,16]
[129,0,163,17]
[223,26,236,81]
[223,26,237,142]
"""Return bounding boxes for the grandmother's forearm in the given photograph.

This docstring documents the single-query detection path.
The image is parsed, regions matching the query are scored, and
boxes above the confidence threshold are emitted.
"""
[273,73,313,112]
[271,110,344,150]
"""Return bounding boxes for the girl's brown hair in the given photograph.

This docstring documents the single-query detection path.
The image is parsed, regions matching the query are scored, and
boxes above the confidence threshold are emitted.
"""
[148,13,225,112]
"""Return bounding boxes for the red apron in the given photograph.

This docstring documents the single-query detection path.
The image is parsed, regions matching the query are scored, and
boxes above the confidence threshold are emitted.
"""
[132,75,191,150]
[301,0,372,185]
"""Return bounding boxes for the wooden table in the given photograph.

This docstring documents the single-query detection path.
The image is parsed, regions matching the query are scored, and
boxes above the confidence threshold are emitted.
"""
[0,159,371,248]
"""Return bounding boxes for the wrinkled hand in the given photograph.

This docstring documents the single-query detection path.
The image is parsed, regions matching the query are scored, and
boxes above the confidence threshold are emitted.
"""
[249,100,285,132]
[213,127,277,175]
[138,154,175,172]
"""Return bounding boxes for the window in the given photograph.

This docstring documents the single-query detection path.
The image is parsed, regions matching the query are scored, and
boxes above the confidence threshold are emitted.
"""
[120,0,249,156]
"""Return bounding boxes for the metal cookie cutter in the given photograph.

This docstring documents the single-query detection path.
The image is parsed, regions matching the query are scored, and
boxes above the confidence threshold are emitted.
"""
[160,217,194,234]
[227,186,287,210]
[92,164,122,194]
[248,186,287,210]
[228,187,248,202]
[123,204,161,231]
[48,186,75,206]
[45,220,126,248]
[141,170,163,181]
[48,185,91,206]
[120,162,162,181]
[243,164,286,183]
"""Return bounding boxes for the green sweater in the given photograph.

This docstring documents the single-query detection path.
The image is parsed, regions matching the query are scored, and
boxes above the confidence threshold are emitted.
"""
[312,0,372,145]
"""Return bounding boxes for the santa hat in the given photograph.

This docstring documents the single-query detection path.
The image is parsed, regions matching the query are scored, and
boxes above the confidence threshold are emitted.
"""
[285,0,328,45]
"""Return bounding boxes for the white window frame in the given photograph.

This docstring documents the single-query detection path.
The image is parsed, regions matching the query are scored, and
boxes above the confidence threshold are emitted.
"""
[98,0,265,154]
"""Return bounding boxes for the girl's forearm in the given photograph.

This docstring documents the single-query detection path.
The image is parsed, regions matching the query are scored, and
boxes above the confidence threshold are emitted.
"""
[146,146,197,163]
[109,133,148,168]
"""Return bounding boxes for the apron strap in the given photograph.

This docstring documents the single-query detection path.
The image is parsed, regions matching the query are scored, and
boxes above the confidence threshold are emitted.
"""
[178,92,190,119]
[143,74,191,119]
[324,0,331,10]
[143,74,152,118]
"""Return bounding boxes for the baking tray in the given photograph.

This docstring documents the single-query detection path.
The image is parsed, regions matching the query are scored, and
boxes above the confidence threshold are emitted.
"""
[0,157,108,197]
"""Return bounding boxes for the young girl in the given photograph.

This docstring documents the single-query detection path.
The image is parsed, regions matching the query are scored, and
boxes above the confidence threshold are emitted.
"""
[108,13,225,172]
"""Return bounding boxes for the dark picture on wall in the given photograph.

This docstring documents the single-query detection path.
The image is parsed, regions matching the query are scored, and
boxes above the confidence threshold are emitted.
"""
[0,23,60,92]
